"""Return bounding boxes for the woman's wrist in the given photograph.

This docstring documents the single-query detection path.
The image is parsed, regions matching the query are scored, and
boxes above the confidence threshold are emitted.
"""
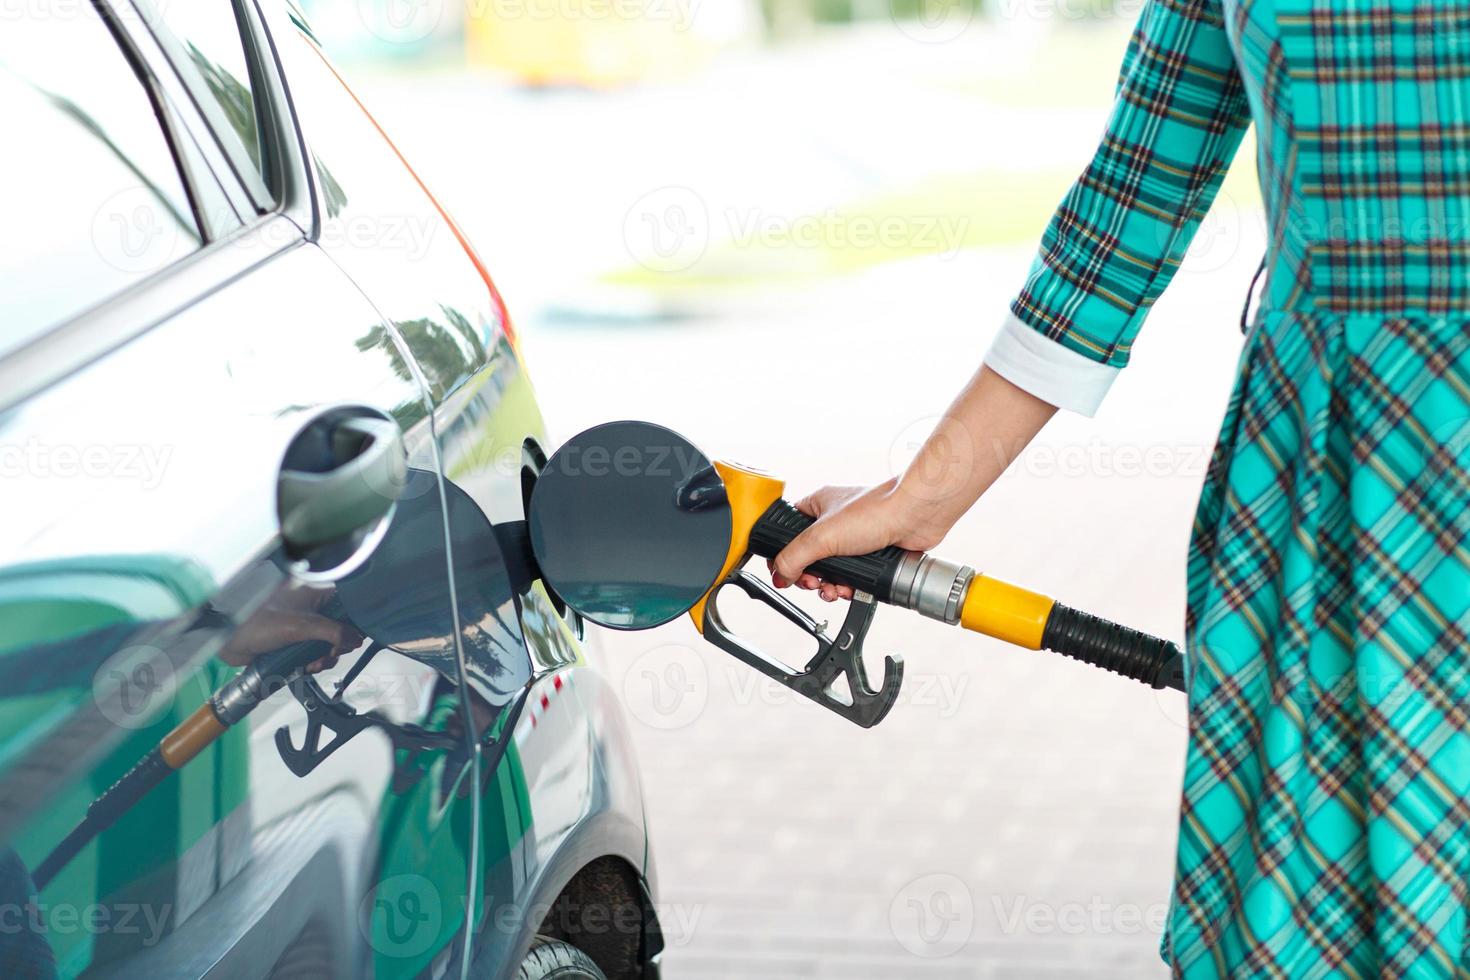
[887,365,1058,547]
[881,477,963,550]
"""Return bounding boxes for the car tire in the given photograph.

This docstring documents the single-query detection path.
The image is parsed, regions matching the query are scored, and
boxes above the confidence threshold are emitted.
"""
[515,936,607,980]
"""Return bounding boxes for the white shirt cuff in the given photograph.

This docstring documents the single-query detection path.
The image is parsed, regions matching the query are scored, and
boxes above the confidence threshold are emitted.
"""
[983,313,1121,417]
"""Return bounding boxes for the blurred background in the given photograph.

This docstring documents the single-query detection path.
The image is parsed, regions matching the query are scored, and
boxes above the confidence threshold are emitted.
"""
[306,0,1264,974]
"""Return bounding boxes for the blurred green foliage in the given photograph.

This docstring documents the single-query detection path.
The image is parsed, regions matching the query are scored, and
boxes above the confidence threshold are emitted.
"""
[820,0,980,22]
[758,0,1120,38]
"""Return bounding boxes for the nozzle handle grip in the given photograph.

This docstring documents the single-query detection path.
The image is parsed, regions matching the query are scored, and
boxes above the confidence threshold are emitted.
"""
[748,499,906,603]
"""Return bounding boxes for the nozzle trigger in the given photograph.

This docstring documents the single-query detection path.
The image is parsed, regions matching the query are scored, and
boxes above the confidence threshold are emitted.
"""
[702,569,903,728]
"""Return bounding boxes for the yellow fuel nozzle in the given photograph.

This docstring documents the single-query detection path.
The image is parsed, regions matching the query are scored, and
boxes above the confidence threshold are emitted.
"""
[687,461,784,634]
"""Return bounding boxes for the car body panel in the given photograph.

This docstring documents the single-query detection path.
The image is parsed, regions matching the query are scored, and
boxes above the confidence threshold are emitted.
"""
[0,241,477,977]
[265,1,654,953]
[0,1,656,976]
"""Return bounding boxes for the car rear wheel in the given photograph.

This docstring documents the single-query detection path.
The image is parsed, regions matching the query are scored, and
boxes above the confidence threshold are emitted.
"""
[515,936,607,980]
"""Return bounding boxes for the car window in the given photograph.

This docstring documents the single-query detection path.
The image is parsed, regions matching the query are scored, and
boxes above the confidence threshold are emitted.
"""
[0,6,202,359]
[144,0,275,207]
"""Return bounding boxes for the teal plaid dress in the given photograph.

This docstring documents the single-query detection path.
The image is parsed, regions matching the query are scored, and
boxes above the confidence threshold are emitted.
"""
[1010,0,1470,975]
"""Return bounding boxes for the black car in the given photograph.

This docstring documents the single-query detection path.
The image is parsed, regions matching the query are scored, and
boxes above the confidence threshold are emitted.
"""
[0,1,662,977]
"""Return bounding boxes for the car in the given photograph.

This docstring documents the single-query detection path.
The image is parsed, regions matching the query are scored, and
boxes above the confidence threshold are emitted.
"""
[0,1,662,977]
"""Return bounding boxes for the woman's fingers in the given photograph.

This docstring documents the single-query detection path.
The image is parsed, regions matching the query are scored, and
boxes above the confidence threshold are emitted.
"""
[774,483,908,595]
[792,486,838,518]
[767,559,804,590]
[765,559,830,593]
[772,491,837,581]
[772,522,832,583]
[768,562,854,601]
[774,486,873,583]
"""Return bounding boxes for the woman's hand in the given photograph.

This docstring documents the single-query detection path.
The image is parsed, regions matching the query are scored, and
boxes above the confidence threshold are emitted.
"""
[218,607,364,672]
[770,366,1059,601]
[770,479,953,601]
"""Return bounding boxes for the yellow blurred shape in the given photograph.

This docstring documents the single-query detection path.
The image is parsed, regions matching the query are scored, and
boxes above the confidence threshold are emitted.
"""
[466,0,712,87]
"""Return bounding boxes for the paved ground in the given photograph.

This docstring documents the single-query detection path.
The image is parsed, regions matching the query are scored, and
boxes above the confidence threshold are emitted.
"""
[344,21,1266,975]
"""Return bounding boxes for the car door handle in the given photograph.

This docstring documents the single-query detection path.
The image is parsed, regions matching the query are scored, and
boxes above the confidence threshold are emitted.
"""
[278,415,407,550]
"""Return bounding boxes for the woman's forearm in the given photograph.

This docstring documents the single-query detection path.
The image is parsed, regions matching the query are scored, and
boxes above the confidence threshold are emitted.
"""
[772,365,1058,589]
[891,364,1058,537]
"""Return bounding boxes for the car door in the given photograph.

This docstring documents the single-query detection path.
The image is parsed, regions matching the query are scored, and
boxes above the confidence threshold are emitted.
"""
[256,4,598,964]
[261,6,670,971]
[0,3,481,977]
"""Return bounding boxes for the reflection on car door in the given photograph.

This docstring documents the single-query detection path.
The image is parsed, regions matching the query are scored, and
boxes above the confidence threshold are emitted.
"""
[0,7,487,979]
[0,236,492,978]
[265,22,595,965]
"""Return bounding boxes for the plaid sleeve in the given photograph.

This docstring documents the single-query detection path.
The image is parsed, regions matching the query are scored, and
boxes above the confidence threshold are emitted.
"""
[1011,0,1252,368]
